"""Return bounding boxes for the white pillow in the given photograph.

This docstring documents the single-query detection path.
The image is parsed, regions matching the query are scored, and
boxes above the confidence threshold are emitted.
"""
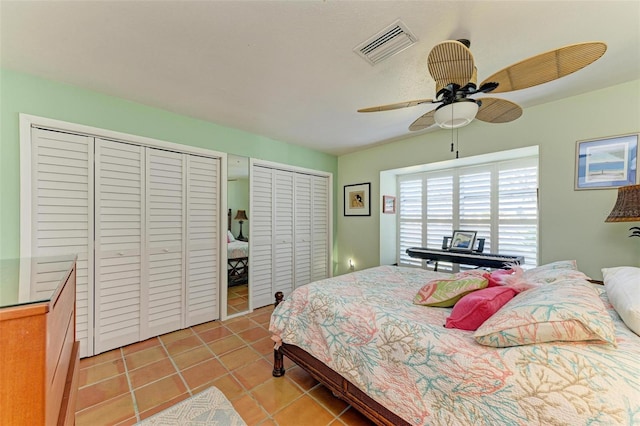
[227,230,236,242]
[602,266,640,336]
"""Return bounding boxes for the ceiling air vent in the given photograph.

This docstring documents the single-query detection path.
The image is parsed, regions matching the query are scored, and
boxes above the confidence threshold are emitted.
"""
[354,19,418,65]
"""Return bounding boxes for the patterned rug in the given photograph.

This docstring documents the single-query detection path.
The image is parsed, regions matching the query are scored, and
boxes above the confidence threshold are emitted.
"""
[136,386,247,425]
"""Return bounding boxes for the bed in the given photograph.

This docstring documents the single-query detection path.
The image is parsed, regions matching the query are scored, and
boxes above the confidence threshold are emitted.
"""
[269,264,640,426]
[227,209,248,286]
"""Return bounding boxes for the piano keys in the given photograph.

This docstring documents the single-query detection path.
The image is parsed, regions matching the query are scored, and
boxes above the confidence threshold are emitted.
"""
[406,247,524,270]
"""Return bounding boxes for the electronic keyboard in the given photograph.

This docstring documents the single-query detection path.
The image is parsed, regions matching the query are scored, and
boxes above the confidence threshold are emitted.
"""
[406,247,524,270]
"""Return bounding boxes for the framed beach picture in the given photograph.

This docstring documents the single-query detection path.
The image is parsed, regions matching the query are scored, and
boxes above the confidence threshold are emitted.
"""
[382,195,396,214]
[344,182,371,216]
[575,134,638,190]
[449,230,477,252]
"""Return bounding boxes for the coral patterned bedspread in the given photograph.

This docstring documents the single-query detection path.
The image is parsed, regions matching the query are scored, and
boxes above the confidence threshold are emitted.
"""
[269,265,640,426]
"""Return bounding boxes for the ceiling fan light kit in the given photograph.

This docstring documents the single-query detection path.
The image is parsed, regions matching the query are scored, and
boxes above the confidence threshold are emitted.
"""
[434,100,479,129]
[359,39,607,135]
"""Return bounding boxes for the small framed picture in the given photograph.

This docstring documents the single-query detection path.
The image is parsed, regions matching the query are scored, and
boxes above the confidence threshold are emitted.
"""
[382,195,396,214]
[449,230,477,252]
[344,182,371,216]
[575,133,638,190]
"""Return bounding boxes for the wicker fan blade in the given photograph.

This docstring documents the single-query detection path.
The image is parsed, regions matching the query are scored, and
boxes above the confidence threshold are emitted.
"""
[409,109,437,131]
[358,98,433,113]
[428,40,475,94]
[480,42,607,93]
[475,98,523,123]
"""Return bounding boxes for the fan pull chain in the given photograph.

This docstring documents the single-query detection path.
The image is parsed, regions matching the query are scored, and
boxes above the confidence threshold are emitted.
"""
[455,128,459,159]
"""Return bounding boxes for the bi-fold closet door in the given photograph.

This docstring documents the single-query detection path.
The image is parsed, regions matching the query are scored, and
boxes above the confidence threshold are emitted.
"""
[94,142,220,354]
[29,128,94,357]
[251,164,331,309]
[31,128,221,357]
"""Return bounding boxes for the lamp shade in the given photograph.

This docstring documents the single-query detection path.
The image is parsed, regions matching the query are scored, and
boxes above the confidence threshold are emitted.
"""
[434,100,479,129]
[234,209,248,221]
[605,184,640,222]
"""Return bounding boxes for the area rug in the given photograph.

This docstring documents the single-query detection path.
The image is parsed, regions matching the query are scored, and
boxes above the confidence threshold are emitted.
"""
[136,386,247,425]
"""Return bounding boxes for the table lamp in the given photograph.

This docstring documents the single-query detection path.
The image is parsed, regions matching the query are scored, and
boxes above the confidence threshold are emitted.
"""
[605,184,640,237]
[234,209,249,240]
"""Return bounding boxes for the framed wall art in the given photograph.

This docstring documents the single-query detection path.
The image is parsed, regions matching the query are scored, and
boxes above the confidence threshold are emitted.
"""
[575,134,638,190]
[449,230,477,252]
[344,182,371,216]
[382,195,396,214]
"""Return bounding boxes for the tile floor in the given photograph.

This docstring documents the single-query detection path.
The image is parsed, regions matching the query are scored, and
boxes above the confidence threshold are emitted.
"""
[75,304,375,426]
[227,283,249,315]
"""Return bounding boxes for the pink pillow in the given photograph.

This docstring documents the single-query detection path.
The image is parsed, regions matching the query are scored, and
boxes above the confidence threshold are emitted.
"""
[445,286,518,331]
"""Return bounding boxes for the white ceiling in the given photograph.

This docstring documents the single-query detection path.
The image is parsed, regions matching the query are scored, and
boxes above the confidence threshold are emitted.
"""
[1,1,639,156]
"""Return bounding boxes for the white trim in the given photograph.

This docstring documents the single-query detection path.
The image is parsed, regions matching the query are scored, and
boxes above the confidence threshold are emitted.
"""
[386,146,539,176]
[327,172,334,279]
[19,117,33,258]
[219,155,230,320]
[252,158,332,179]
[19,113,225,159]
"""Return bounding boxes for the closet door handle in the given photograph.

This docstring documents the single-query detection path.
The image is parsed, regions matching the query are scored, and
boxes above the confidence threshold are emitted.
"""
[117,252,124,256]
[163,248,169,253]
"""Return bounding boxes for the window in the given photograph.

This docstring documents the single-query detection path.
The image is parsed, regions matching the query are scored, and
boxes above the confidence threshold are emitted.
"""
[398,157,538,270]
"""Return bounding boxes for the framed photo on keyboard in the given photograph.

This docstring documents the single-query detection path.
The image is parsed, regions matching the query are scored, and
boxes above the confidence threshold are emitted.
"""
[449,230,477,252]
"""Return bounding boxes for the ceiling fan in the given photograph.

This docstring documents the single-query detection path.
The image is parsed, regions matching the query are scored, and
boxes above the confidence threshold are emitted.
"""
[358,40,607,131]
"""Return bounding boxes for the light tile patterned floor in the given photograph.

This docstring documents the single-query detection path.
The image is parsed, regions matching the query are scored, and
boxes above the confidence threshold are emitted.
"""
[75,305,375,426]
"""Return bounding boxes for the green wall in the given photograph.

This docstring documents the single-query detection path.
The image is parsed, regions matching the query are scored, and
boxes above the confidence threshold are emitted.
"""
[0,68,337,259]
[3,68,639,280]
[336,80,640,279]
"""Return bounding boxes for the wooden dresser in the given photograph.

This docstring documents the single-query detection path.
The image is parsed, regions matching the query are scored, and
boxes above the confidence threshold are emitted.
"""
[0,255,79,425]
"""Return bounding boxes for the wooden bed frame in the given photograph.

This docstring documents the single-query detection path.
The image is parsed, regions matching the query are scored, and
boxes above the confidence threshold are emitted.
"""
[272,292,410,426]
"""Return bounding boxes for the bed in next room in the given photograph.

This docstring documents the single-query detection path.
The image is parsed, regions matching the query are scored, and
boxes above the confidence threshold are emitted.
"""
[269,263,640,426]
[227,209,248,286]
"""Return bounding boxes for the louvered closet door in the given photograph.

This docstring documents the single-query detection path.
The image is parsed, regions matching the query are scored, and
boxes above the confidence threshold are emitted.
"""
[185,155,220,326]
[294,174,312,288]
[31,128,94,357]
[311,176,330,282]
[251,166,274,308]
[144,149,185,338]
[94,139,144,354]
[273,170,294,297]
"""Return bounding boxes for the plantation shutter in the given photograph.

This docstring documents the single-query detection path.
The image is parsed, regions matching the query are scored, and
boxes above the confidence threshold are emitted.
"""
[398,157,538,269]
[459,169,492,253]
[498,163,538,266]
[398,178,422,266]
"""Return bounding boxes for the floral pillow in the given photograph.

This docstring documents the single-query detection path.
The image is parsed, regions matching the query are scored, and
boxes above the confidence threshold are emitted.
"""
[474,281,617,347]
[523,260,590,284]
[414,271,488,307]
[445,286,519,331]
